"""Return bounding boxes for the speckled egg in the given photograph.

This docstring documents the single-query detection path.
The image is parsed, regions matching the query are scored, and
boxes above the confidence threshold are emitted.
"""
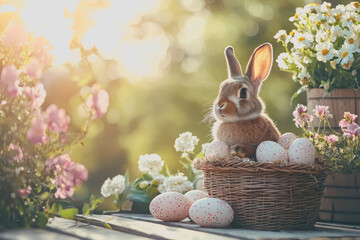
[189,198,234,227]
[205,140,230,161]
[256,141,288,163]
[185,190,209,204]
[288,138,316,164]
[149,192,191,222]
[278,132,297,149]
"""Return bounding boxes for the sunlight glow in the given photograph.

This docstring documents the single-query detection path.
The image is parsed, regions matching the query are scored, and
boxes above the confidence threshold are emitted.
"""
[4,0,168,80]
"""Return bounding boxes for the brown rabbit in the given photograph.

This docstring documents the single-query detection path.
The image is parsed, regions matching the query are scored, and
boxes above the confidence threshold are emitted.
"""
[212,43,281,158]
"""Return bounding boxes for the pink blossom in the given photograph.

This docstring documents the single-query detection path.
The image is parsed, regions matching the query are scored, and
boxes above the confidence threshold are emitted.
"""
[26,112,48,144]
[24,58,43,79]
[44,104,70,133]
[3,21,28,47]
[293,104,313,128]
[32,36,52,66]
[313,105,332,120]
[45,154,88,199]
[1,65,21,97]
[326,134,339,144]
[343,123,360,138]
[18,186,32,198]
[85,84,109,119]
[23,84,46,109]
[8,143,24,163]
[343,112,357,124]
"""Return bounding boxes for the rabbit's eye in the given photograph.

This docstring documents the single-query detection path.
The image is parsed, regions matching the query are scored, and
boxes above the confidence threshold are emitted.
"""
[239,88,247,99]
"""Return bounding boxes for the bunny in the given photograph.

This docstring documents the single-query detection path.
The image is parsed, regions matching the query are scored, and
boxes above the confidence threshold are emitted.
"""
[211,43,281,159]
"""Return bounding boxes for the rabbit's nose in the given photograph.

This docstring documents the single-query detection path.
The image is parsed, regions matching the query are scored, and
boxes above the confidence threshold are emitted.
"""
[215,102,226,110]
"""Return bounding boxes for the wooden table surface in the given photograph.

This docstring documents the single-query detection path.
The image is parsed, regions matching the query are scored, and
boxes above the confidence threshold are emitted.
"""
[1,213,360,240]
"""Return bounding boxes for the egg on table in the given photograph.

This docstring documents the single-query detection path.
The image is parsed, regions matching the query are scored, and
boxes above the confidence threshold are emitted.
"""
[149,192,191,222]
[288,138,316,164]
[278,132,297,150]
[205,140,230,161]
[185,190,209,204]
[189,198,234,227]
[256,141,288,163]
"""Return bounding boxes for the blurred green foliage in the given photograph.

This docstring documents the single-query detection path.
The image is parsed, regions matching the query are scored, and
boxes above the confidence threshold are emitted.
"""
[0,0,353,210]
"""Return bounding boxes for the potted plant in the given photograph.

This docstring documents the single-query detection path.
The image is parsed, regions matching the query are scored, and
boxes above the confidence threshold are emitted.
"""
[275,2,360,224]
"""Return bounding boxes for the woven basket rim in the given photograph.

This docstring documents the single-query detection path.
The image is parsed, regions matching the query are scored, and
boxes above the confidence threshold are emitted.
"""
[193,158,328,174]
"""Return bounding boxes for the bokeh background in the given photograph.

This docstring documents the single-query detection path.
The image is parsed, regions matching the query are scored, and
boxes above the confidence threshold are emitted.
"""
[0,0,351,210]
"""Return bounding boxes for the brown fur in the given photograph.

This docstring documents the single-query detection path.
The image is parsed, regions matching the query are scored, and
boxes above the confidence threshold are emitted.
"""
[211,43,281,158]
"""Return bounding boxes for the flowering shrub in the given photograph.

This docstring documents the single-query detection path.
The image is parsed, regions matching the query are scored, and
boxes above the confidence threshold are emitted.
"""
[274,2,360,98]
[0,21,109,228]
[100,131,208,211]
[293,104,360,173]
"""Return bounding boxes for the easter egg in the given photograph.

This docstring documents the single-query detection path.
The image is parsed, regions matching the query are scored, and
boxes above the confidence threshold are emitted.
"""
[184,190,209,204]
[205,140,230,161]
[256,141,288,163]
[149,192,191,221]
[288,138,316,164]
[278,132,297,149]
[189,198,234,227]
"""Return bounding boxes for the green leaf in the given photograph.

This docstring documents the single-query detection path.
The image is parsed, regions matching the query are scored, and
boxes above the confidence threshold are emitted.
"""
[124,169,130,187]
[36,212,49,229]
[39,192,50,201]
[145,186,160,200]
[142,173,152,181]
[82,203,90,215]
[103,222,112,229]
[127,188,150,204]
[290,85,307,105]
[50,203,57,215]
[59,208,79,220]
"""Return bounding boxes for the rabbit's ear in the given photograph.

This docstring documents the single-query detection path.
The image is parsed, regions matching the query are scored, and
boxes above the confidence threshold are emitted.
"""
[245,43,273,85]
[225,46,243,78]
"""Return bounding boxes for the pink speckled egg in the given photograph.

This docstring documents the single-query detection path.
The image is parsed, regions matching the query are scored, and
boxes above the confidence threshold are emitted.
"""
[149,192,191,222]
[278,132,297,149]
[256,141,288,163]
[189,198,234,227]
[185,190,209,204]
[288,138,316,164]
[205,140,230,161]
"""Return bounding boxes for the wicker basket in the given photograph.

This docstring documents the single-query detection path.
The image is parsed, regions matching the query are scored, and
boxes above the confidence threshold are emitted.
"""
[193,158,328,231]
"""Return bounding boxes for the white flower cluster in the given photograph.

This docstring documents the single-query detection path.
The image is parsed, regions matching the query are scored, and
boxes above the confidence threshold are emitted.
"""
[174,131,199,153]
[158,173,193,194]
[101,174,126,198]
[274,2,360,83]
[138,154,164,176]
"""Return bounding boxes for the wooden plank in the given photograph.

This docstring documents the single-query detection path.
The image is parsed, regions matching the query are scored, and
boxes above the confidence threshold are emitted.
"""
[46,217,148,240]
[76,214,237,240]
[108,213,360,240]
[0,228,78,240]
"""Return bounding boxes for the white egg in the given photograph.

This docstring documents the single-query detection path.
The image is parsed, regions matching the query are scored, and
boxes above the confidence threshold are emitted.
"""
[288,138,316,164]
[205,140,230,161]
[149,192,191,222]
[189,198,234,227]
[256,141,288,163]
[278,132,297,149]
[184,190,209,204]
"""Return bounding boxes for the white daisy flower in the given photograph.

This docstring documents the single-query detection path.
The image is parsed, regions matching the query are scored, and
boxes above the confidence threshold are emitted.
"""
[289,8,307,25]
[320,2,331,12]
[276,52,293,70]
[291,31,314,49]
[174,132,199,153]
[274,30,290,43]
[298,69,311,83]
[138,154,164,176]
[342,12,355,29]
[315,42,334,62]
[345,32,359,49]
[304,3,320,14]
[342,57,354,70]
[331,5,345,21]
[346,1,360,12]
[337,42,355,66]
